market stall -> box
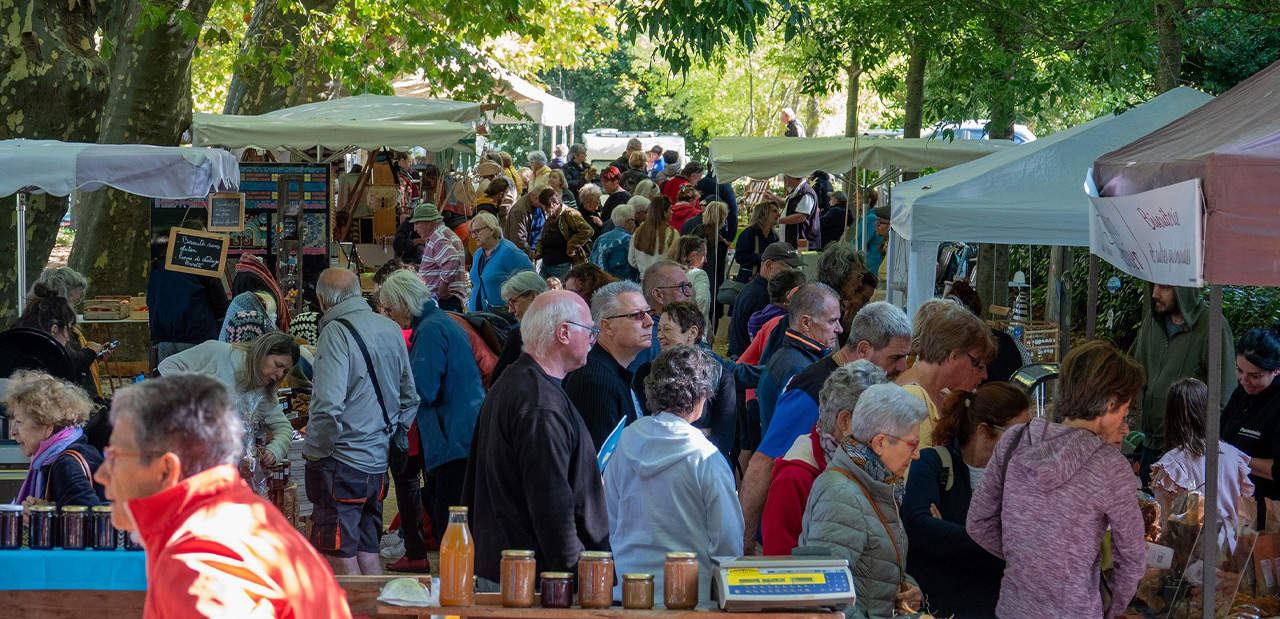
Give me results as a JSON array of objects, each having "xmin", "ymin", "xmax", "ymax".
[
  {"xmin": 707, "ymin": 135, "xmax": 1013, "ymax": 182},
  {"xmin": 1093, "ymin": 58, "xmax": 1280, "ymax": 618},
  {"xmin": 889, "ymin": 86, "xmax": 1214, "ymax": 316},
  {"xmin": 262, "ymin": 93, "xmax": 485, "ymax": 124},
  {"xmin": 188, "ymin": 114, "xmax": 477, "ymax": 158}
]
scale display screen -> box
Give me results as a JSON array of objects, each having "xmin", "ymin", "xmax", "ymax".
[{"xmin": 725, "ymin": 567, "xmax": 849, "ymax": 596}]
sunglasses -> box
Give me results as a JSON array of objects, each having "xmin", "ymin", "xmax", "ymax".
[{"xmin": 604, "ymin": 309, "xmax": 655, "ymax": 322}]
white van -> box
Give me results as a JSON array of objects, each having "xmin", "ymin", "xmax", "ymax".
[{"xmin": 583, "ymin": 129, "xmax": 686, "ymax": 170}]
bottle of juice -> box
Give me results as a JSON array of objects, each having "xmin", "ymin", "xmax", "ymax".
[{"xmin": 439, "ymin": 506, "xmax": 475, "ymax": 606}]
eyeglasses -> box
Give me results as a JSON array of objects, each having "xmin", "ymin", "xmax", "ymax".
[
  {"xmin": 966, "ymin": 353, "xmax": 988, "ymax": 371},
  {"xmin": 564, "ymin": 321, "xmax": 600, "ymax": 343},
  {"xmin": 881, "ymin": 434, "xmax": 921, "ymax": 453},
  {"xmin": 471, "ymin": 225, "xmax": 490, "ymax": 236},
  {"xmin": 103, "ymin": 445, "xmax": 166, "ymax": 467},
  {"xmin": 656, "ymin": 283, "xmax": 693, "ymax": 295},
  {"xmin": 604, "ymin": 308, "xmax": 655, "ymax": 322},
  {"xmin": 506, "ymin": 291, "xmax": 535, "ymax": 309}
]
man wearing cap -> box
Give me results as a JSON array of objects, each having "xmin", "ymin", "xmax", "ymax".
[
  {"xmin": 611, "ymin": 138, "xmax": 643, "ymax": 173},
  {"xmin": 412, "ymin": 203, "xmax": 471, "ymax": 312},
  {"xmin": 729, "ymin": 242, "xmax": 803, "ymax": 358},
  {"xmin": 767, "ymin": 174, "xmax": 820, "ymax": 250}
]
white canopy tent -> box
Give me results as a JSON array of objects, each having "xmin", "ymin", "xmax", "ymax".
[
  {"xmin": 708, "ymin": 136, "xmax": 1014, "ymax": 182},
  {"xmin": 188, "ymin": 114, "xmax": 477, "ymax": 154},
  {"xmin": 261, "ymin": 93, "xmax": 484, "ymax": 124},
  {"xmin": 1, "ymin": 139, "xmax": 240, "ymax": 306},
  {"xmin": 394, "ymin": 69, "xmax": 577, "ymax": 151},
  {"xmin": 889, "ymin": 87, "xmax": 1215, "ymax": 316}
]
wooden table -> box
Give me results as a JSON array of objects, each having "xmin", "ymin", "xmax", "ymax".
[{"xmin": 380, "ymin": 592, "xmax": 843, "ymax": 618}]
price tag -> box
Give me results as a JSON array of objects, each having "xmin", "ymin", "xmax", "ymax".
[{"xmin": 1146, "ymin": 542, "xmax": 1174, "ymax": 569}]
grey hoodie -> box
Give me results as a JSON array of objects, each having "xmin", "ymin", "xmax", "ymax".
[{"xmin": 967, "ymin": 419, "xmax": 1145, "ymax": 618}]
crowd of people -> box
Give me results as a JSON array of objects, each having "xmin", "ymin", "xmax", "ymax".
[{"xmin": 5, "ymin": 128, "xmax": 1274, "ymax": 618}]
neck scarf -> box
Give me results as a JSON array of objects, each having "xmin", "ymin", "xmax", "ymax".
[
  {"xmin": 817, "ymin": 428, "xmax": 840, "ymax": 466},
  {"xmin": 841, "ymin": 435, "xmax": 906, "ymax": 503},
  {"xmin": 16, "ymin": 426, "xmax": 83, "ymax": 504}
]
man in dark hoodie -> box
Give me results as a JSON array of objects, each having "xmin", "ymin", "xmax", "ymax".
[{"xmin": 1129, "ymin": 282, "xmax": 1236, "ymax": 485}]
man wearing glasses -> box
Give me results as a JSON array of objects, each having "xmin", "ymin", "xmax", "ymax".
[
  {"xmin": 463, "ymin": 290, "xmax": 611, "ymax": 590},
  {"xmin": 564, "ymin": 281, "xmax": 656, "ymax": 452},
  {"xmin": 94, "ymin": 375, "xmax": 352, "ymax": 617},
  {"xmin": 627, "ymin": 261, "xmax": 694, "ymax": 373}
]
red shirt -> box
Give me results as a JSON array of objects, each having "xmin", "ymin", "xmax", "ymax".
[
  {"xmin": 761, "ymin": 428, "xmax": 826, "ymax": 555},
  {"xmin": 128, "ymin": 465, "xmax": 352, "ymax": 619},
  {"xmin": 669, "ymin": 201, "xmax": 701, "ymax": 232}
]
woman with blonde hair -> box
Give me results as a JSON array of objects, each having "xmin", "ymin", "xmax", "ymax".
[
  {"xmin": 548, "ymin": 168, "xmax": 577, "ymax": 208},
  {"xmin": 667, "ymin": 235, "xmax": 711, "ymax": 320},
  {"xmin": 629, "ymin": 195, "xmax": 679, "ymax": 276},
  {"xmin": 732, "ymin": 201, "xmax": 781, "ymax": 283},
  {"xmin": 8, "ymin": 370, "xmax": 104, "ymax": 507}
]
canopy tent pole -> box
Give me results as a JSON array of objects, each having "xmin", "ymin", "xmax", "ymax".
[
  {"xmin": 538, "ymin": 126, "xmax": 544, "ymax": 152},
  {"xmin": 1203, "ymin": 284, "xmax": 1223, "ymax": 619},
  {"xmin": 1086, "ymin": 255, "xmax": 1099, "ymax": 339},
  {"xmin": 16, "ymin": 190, "xmax": 28, "ymax": 309}
]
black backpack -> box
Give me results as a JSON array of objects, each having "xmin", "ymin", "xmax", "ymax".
[{"xmin": 447, "ymin": 311, "xmax": 512, "ymax": 356}]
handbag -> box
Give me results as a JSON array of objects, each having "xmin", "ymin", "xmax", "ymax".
[
  {"xmin": 335, "ymin": 318, "xmax": 410, "ymax": 475},
  {"xmin": 718, "ymin": 230, "xmax": 760, "ymax": 305}
]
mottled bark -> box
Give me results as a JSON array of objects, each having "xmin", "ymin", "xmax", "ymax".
[
  {"xmin": 0, "ymin": 0, "xmax": 108, "ymax": 319},
  {"xmin": 223, "ymin": 0, "xmax": 341, "ymax": 114},
  {"xmin": 1154, "ymin": 0, "xmax": 1186, "ymax": 93},
  {"xmin": 68, "ymin": 0, "xmax": 215, "ymax": 298},
  {"xmin": 844, "ymin": 64, "xmax": 861, "ymax": 137},
  {"xmin": 903, "ymin": 41, "xmax": 926, "ymax": 139}
]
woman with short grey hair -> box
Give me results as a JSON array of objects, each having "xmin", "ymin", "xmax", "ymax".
[
  {"xmin": 604, "ymin": 344, "xmax": 743, "ymax": 603},
  {"xmin": 762, "ymin": 360, "xmax": 887, "ymax": 555},
  {"xmin": 799, "ymin": 382, "xmax": 927, "ymax": 618},
  {"xmin": 492, "ymin": 270, "xmax": 550, "ymax": 384},
  {"xmin": 564, "ymin": 144, "xmax": 588, "ymax": 195}
]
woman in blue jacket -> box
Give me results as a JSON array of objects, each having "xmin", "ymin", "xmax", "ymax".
[
  {"xmin": 468, "ymin": 212, "xmax": 535, "ymax": 313},
  {"xmin": 901, "ymin": 382, "xmax": 1030, "ymax": 618}
]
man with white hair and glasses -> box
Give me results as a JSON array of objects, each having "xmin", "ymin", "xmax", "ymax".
[{"xmin": 462, "ymin": 290, "xmax": 611, "ymax": 590}]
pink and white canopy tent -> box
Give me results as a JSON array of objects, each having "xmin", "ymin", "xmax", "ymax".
[{"xmin": 0, "ymin": 139, "xmax": 240, "ymax": 307}]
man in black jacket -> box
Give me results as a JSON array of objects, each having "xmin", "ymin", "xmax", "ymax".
[
  {"xmin": 563, "ymin": 281, "xmax": 654, "ymax": 451},
  {"xmin": 728, "ymin": 242, "xmax": 802, "ymax": 358},
  {"xmin": 461, "ymin": 290, "xmax": 610, "ymax": 588},
  {"xmin": 147, "ymin": 220, "xmax": 229, "ymax": 363}
]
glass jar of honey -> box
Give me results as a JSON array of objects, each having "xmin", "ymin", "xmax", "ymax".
[
  {"xmin": 500, "ymin": 550, "xmax": 536, "ymax": 607},
  {"xmin": 622, "ymin": 573, "xmax": 655, "ymax": 609},
  {"xmin": 91, "ymin": 505, "xmax": 116, "ymax": 550},
  {"xmin": 663, "ymin": 552, "xmax": 699, "ymax": 609},
  {"xmin": 539, "ymin": 572, "xmax": 573, "ymax": 608},
  {"xmin": 61, "ymin": 506, "xmax": 88, "ymax": 550},
  {"xmin": 28, "ymin": 505, "xmax": 56, "ymax": 550},
  {"xmin": 577, "ymin": 550, "xmax": 614, "ymax": 608}
]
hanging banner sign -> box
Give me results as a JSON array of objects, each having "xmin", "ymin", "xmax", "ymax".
[{"xmin": 1088, "ymin": 177, "xmax": 1204, "ymax": 287}]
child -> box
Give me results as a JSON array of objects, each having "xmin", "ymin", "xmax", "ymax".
[{"xmin": 1150, "ymin": 378, "xmax": 1255, "ymax": 550}]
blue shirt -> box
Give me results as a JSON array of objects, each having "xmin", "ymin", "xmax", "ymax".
[
  {"xmin": 469, "ymin": 239, "xmax": 535, "ymax": 312},
  {"xmin": 590, "ymin": 228, "xmax": 638, "ymax": 282},
  {"xmin": 857, "ymin": 213, "xmax": 888, "ymax": 274}
]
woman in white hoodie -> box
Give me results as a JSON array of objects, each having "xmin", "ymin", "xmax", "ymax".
[{"xmin": 603, "ymin": 345, "xmax": 744, "ymax": 603}]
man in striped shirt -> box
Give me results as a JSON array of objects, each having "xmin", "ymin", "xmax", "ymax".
[{"xmin": 411, "ymin": 202, "xmax": 471, "ymax": 312}]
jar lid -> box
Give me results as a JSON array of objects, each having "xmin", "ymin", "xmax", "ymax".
[
  {"xmin": 448, "ymin": 505, "xmax": 468, "ymax": 512},
  {"xmin": 0, "ymin": 504, "xmax": 21, "ymax": 512},
  {"xmin": 91, "ymin": 505, "xmax": 113, "ymax": 513},
  {"xmin": 502, "ymin": 549, "xmax": 535, "ymax": 558},
  {"xmin": 541, "ymin": 572, "xmax": 573, "ymax": 579},
  {"xmin": 665, "ymin": 551, "xmax": 698, "ymax": 560},
  {"xmin": 623, "ymin": 573, "xmax": 654, "ymax": 581},
  {"xmin": 61, "ymin": 505, "xmax": 89, "ymax": 513},
  {"xmin": 29, "ymin": 505, "xmax": 55, "ymax": 513},
  {"xmin": 580, "ymin": 550, "xmax": 613, "ymax": 559}
]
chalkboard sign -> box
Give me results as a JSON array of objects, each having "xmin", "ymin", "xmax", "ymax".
[
  {"xmin": 165, "ymin": 227, "xmax": 229, "ymax": 277},
  {"xmin": 207, "ymin": 192, "xmax": 245, "ymax": 232}
]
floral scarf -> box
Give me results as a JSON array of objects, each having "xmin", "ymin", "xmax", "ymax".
[{"xmin": 841, "ymin": 436, "xmax": 906, "ymax": 504}]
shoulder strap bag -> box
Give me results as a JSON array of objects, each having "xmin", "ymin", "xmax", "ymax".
[{"xmin": 335, "ymin": 318, "xmax": 410, "ymax": 474}]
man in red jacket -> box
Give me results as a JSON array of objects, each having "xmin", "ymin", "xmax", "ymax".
[{"xmin": 95, "ymin": 375, "xmax": 351, "ymax": 618}]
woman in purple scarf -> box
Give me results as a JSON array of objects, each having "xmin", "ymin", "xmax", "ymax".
[{"xmin": 8, "ymin": 371, "xmax": 105, "ymax": 508}]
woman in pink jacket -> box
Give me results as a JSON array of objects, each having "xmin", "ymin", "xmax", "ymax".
[{"xmin": 967, "ymin": 340, "xmax": 1147, "ymax": 618}]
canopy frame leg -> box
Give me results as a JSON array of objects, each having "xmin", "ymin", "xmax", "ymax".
[{"xmin": 16, "ymin": 190, "xmax": 28, "ymax": 310}]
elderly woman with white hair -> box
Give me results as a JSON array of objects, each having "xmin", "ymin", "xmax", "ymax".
[
  {"xmin": 527, "ymin": 150, "xmax": 550, "ymax": 185},
  {"xmin": 576, "ymin": 183, "xmax": 605, "ymax": 238},
  {"xmin": 491, "ymin": 270, "xmax": 550, "ymax": 384},
  {"xmin": 468, "ymin": 212, "xmax": 535, "ymax": 313},
  {"xmin": 590, "ymin": 203, "xmax": 639, "ymax": 282},
  {"xmin": 376, "ymin": 270, "xmax": 484, "ymax": 561},
  {"xmin": 798, "ymin": 382, "xmax": 926, "ymax": 618},
  {"xmin": 605, "ymin": 345, "xmax": 744, "ymax": 604}
]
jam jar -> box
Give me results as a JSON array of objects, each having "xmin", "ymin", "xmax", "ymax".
[
  {"xmin": 0, "ymin": 505, "xmax": 21, "ymax": 549},
  {"xmin": 61, "ymin": 506, "xmax": 89, "ymax": 550},
  {"xmin": 500, "ymin": 550, "xmax": 536, "ymax": 607},
  {"xmin": 577, "ymin": 550, "xmax": 614, "ymax": 608},
  {"xmin": 663, "ymin": 551, "xmax": 700, "ymax": 609},
  {"xmin": 92, "ymin": 505, "xmax": 117, "ymax": 550},
  {"xmin": 622, "ymin": 573, "xmax": 655, "ymax": 609},
  {"xmin": 28, "ymin": 505, "xmax": 56, "ymax": 550},
  {"xmin": 539, "ymin": 572, "xmax": 574, "ymax": 608}
]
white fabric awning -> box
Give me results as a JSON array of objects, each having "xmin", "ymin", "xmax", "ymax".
[
  {"xmin": 0, "ymin": 139, "xmax": 239, "ymax": 198},
  {"xmin": 709, "ymin": 136, "xmax": 1014, "ymax": 181},
  {"xmin": 262, "ymin": 93, "xmax": 484, "ymax": 124},
  {"xmin": 489, "ymin": 71, "xmax": 576, "ymax": 127},
  {"xmin": 189, "ymin": 114, "xmax": 476, "ymax": 153}
]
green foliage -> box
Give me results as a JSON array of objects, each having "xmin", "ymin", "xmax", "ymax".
[
  {"xmin": 618, "ymin": 0, "xmax": 808, "ymax": 74},
  {"xmin": 1181, "ymin": 8, "xmax": 1280, "ymax": 95}
]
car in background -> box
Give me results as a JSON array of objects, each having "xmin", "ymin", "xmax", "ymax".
[{"xmin": 927, "ymin": 120, "xmax": 1037, "ymax": 144}]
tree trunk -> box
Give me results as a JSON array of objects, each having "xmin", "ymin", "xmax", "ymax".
[
  {"xmin": 805, "ymin": 95, "xmax": 820, "ymax": 137},
  {"xmin": 975, "ymin": 37, "xmax": 1016, "ymax": 315},
  {"xmin": 844, "ymin": 64, "xmax": 862, "ymax": 137},
  {"xmin": 68, "ymin": 0, "xmax": 216, "ymax": 299},
  {"xmin": 0, "ymin": 0, "xmax": 109, "ymax": 319},
  {"xmin": 903, "ymin": 39, "xmax": 927, "ymax": 139},
  {"xmin": 223, "ymin": 0, "xmax": 341, "ymax": 115},
  {"xmin": 1154, "ymin": 0, "xmax": 1186, "ymax": 93}
]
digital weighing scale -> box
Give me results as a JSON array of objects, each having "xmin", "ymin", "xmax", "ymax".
[{"xmin": 711, "ymin": 556, "xmax": 855, "ymax": 612}]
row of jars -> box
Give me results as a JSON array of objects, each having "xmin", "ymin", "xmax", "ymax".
[
  {"xmin": 500, "ymin": 549, "xmax": 699, "ymax": 610},
  {"xmin": 0, "ymin": 504, "xmax": 141, "ymax": 551}
]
